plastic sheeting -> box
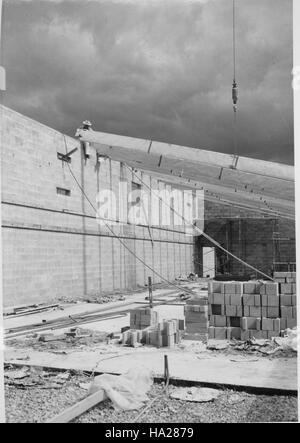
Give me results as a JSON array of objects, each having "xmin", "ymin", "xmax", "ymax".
[{"xmin": 89, "ymin": 367, "xmax": 153, "ymax": 411}]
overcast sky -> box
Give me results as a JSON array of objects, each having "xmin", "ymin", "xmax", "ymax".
[{"xmin": 2, "ymin": 0, "xmax": 294, "ymax": 164}]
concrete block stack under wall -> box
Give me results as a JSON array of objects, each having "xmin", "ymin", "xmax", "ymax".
[{"xmin": 208, "ymin": 273, "xmax": 297, "ymax": 340}]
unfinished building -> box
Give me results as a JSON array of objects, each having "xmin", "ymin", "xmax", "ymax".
[{"xmin": 0, "ymin": 105, "xmax": 295, "ymax": 307}]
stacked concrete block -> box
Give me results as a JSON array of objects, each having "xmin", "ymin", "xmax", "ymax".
[
  {"xmin": 208, "ymin": 279, "xmax": 297, "ymax": 341},
  {"xmin": 208, "ymin": 281, "xmax": 243, "ymax": 340},
  {"xmin": 184, "ymin": 296, "xmax": 209, "ymax": 340},
  {"xmin": 129, "ymin": 308, "xmax": 159, "ymax": 330},
  {"xmin": 122, "ymin": 318, "xmax": 185, "ymax": 348},
  {"xmin": 273, "ymin": 272, "xmax": 297, "ymax": 330}
]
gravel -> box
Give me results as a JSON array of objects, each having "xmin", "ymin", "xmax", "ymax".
[{"xmin": 4, "ymin": 370, "xmax": 298, "ymax": 423}]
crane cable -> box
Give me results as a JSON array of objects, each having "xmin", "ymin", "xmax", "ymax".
[
  {"xmin": 63, "ymin": 137, "xmax": 199, "ymax": 296},
  {"xmin": 232, "ymin": 0, "xmax": 238, "ymax": 155},
  {"xmin": 125, "ymin": 164, "xmax": 275, "ymax": 281}
]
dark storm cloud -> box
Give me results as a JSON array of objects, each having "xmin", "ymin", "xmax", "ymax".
[{"xmin": 2, "ymin": 0, "xmax": 294, "ymax": 163}]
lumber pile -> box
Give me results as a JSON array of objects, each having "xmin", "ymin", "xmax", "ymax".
[
  {"xmin": 122, "ymin": 308, "xmax": 185, "ymax": 347},
  {"xmin": 208, "ymin": 278, "xmax": 297, "ymax": 340},
  {"xmin": 184, "ymin": 297, "xmax": 209, "ymax": 341}
]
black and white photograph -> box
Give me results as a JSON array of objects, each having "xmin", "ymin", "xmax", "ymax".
[{"xmin": 0, "ymin": 0, "xmax": 299, "ymax": 425}]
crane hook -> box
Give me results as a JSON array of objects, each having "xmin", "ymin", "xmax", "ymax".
[{"xmin": 232, "ymin": 80, "xmax": 238, "ymax": 113}]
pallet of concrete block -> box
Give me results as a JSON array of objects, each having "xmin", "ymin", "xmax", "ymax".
[
  {"xmin": 122, "ymin": 319, "xmax": 185, "ymax": 348},
  {"xmin": 130, "ymin": 308, "xmax": 158, "ymax": 330}
]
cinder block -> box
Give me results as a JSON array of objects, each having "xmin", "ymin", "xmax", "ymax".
[
  {"xmin": 260, "ymin": 284, "xmax": 266, "ymax": 295},
  {"xmin": 234, "ymin": 282, "xmax": 244, "ymax": 295},
  {"xmin": 265, "ymin": 283, "xmax": 279, "ymax": 296},
  {"xmin": 230, "ymin": 294, "xmax": 242, "ymax": 306},
  {"xmin": 243, "ymin": 295, "xmax": 256, "ymax": 306},
  {"xmin": 292, "ymin": 307, "xmax": 297, "ymax": 319},
  {"xmin": 224, "ymin": 294, "xmax": 231, "ymax": 305},
  {"xmin": 249, "ymin": 306, "xmax": 262, "ymax": 317},
  {"xmin": 236, "ymin": 306, "xmax": 243, "ymax": 317},
  {"xmin": 291, "ymin": 295, "xmax": 297, "ymax": 306},
  {"xmin": 280, "ymin": 295, "xmax": 292, "ymax": 306},
  {"xmin": 212, "ymin": 281, "xmax": 223, "ymax": 293},
  {"xmin": 225, "ymin": 305, "xmax": 237, "ymax": 317},
  {"xmin": 254, "ymin": 295, "xmax": 262, "ymax": 307},
  {"xmin": 214, "ymin": 327, "xmax": 227, "ymax": 340},
  {"xmin": 287, "ymin": 318, "xmax": 297, "ymax": 329},
  {"xmin": 262, "ymin": 318, "xmax": 274, "ymax": 331},
  {"xmin": 229, "ymin": 317, "xmax": 241, "ymax": 328},
  {"xmin": 243, "ymin": 306, "xmax": 250, "ymax": 317},
  {"xmin": 281, "ymin": 306, "xmax": 293, "ymax": 318},
  {"xmin": 242, "ymin": 317, "xmax": 257, "ymax": 330},
  {"xmin": 280, "ymin": 283, "xmax": 294, "ymax": 295},
  {"xmin": 267, "ymin": 307, "xmax": 280, "ymax": 318},
  {"xmin": 256, "ymin": 318, "xmax": 262, "ymax": 330},
  {"xmin": 273, "ymin": 318, "xmax": 281, "ymax": 332},
  {"xmin": 243, "ymin": 282, "xmax": 257, "ymax": 294},
  {"xmin": 268, "ymin": 296, "xmax": 280, "ymax": 307},
  {"xmin": 211, "ymin": 315, "xmax": 226, "ymax": 327},
  {"xmin": 211, "ymin": 304, "xmax": 225, "ymax": 316},
  {"xmin": 224, "ymin": 283, "xmax": 236, "ymax": 294},
  {"xmin": 213, "ymin": 293, "xmax": 225, "ymax": 305},
  {"xmin": 208, "ymin": 326, "xmax": 215, "ymax": 339},
  {"xmin": 261, "ymin": 295, "xmax": 268, "ymax": 307},
  {"xmin": 280, "ymin": 318, "xmax": 287, "ymax": 330}
]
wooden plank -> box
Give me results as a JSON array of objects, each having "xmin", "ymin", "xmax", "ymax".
[
  {"xmin": 46, "ymin": 390, "xmax": 107, "ymax": 423},
  {"xmin": 6, "ymin": 304, "xmax": 60, "ymax": 318}
]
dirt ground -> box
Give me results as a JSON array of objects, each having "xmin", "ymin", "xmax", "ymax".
[{"xmin": 4, "ymin": 368, "xmax": 298, "ymax": 423}]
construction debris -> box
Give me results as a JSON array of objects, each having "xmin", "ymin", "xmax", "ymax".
[
  {"xmin": 170, "ymin": 387, "xmax": 220, "ymax": 403},
  {"xmin": 89, "ymin": 367, "xmax": 153, "ymax": 411}
]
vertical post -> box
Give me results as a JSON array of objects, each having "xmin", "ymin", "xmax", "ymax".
[
  {"xmin": 148, "ymin": 276, "xmax": 153, "ymax": 309},
  {"xmin": 0, "ymin": 0, "xmax": 6, "ymax": 424},
  {"xmin": 164, "ymin": 355, "xmax": 169, "ymax": 388}
]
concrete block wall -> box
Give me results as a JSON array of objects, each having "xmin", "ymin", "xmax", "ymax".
[
  {"xmin": 1, "ymin": 106, "xmax": 197, "ymax": 306},
  {"xmin": 197, "ymin": 201, "xmax": 296, "ymax": 278}
]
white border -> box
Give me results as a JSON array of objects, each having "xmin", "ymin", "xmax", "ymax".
[
  {"xmin": 0, "ymin": 0, "xmax": 5, "ymax": 425},
  {"xmin": 0, "ymin": 0, "xmax": 298, "ymax": 425},
  {"xmin": 294, "ymin": 0, "xmax": 300, "ymax": 423}
]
